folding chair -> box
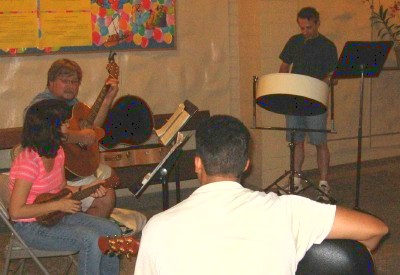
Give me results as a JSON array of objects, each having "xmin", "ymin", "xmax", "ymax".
[{"xmin": 0, "ymin": 174, "xmax": 78, "ymax": 275}]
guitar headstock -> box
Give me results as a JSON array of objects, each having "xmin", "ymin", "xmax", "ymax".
[
  {"xmin": 98, "ymin": 235, "xmax": 140, "ymax": 259},
  {"xmin": 106, "ymin": 51, "xmax": 119, "ymax": 79}
]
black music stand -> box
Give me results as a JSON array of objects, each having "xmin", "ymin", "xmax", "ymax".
[
  {"xmin": 332, "ymin": 41, "xmax": 393, "ymax": 209},
  {"xmin": 133, "ymin": 133, "xmax": 191, "ymax": 210}
]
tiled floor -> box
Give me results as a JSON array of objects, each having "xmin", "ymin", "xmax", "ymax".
[{"xmin": 1, "ymin": 156, "xmax": 399, "ymax": 274}]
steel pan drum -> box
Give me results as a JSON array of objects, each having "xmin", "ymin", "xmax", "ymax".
[{"xmin": 256, "ymin": 73, "xmax": 329, "ymax": 116}]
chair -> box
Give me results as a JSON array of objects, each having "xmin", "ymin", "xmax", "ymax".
[{"xmin": 0, "ymin": 173, "xmax": 78, "ymax": 275}]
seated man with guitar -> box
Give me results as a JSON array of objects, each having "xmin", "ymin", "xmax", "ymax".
[
  {"xmin": 27, "ymin": 57, "xmax": 119, "ymax": 218},
  {"xmin": 135, "ymin": 115, "xmax": 389, "ymax": 275},
  {"xmin": 9, "ymin": 99, "xmax": 120, "ymax": 274}
]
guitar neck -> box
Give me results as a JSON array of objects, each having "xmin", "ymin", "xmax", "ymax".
[
  {"xmin": 87, "ymin": 84, "xmax": 112, "ymax": 124},
  {"xmin": 70, "ymin": 174, "xmax": 119, "ymax": 201},
  {"xmin": 71, "ymin": 184, "xmax": 102, "ymax": 201}
]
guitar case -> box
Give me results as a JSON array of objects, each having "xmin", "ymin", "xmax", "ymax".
[
  {"xmin": 100, "ymin": 144, "xmax": 171, "ymax": 168},
  {"xmin": 296, "ymin": 239, "xmax": 374, "ymax": 275},
  {"xmin": 100, "ymin": 95, "xmax": 154, "ymax": 149}
]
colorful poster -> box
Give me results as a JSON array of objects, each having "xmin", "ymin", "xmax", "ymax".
[{"xmin": 0, "ymin": 0, "xmax": 176, "ymax": 56}]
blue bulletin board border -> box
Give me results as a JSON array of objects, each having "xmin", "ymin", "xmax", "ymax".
[{"xmin": 0, "ymin": 0, "xmax": 176, "ymax": 57}]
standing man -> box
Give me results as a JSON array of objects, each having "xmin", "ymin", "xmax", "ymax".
[
  {"xmin": 28, "ymin": 59, "xmax": 119, "ymax": 218},
  {"xmin": 279, "ymin": 7, "xmax": 338, "ymax": 202},
  {"xmin": 134, "ymin": 115, "xmax": 388, "ymax": 275}
]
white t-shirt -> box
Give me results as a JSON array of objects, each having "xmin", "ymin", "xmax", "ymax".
[{"xmin": 135, "ymin": 181, "xmax": 336, "ymax": 275}]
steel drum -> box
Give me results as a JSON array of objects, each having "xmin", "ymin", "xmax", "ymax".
[{"xmin": 256, "ymin": 73, "xmax": 329, "ymax": 116}]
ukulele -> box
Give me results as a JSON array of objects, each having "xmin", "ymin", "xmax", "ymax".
[
  {"xmin": 63, "ymin": 51, "xmax": 119, "ymax": 178},
  {"xmin": 98, "ymin": 235, "xmax": 140, "ymax": 259},
  {"xmin": 35, "ymin": 174, "xmax": 120, "ymax": 226}
]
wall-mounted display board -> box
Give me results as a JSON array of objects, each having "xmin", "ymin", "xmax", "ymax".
[{"xmin": 0, "ymin": 0, "xmax": 176, "ymax": 57}]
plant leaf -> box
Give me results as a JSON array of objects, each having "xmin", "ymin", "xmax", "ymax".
[
  {"xmin": 383, "ymin": 7, "xmax": 388, "ymax": 19},
  {"xmin": 379, "ymin": 5, "xmax": 384, "ymax": 16},
  {"xmin": 378, "ymin": 28, "xmax": 387, "ymax": 36},
  {"xmin": 381, "ymin": 33, "xmax": 389, "ymax": 39}
]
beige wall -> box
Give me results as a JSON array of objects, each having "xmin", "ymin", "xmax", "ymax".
[{"xmin": 1, "ymin": 0, "xmax": 400, "ymax": 192}]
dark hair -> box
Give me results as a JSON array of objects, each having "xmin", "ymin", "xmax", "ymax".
[
  {"xmin": 22, "ymin": 99, "xmax": 70, "ymax": 158},
  {"xmin": 297, "ymin": 7, "xmax": 320, "ymax": 23},
  {"xmin": 195, "ymin": 115, "xmax": 250, "ymax": 178},
  {"xmin": 47, "ymin": 59, "xmax": 82, "ymax": 86}
]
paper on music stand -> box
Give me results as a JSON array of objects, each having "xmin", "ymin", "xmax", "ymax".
[
  {"xmin": 155, "ymin": 100, "xmax": 198, "ymax": 146},
  {"xmin": 134, "ymin": 132, "xmax": 191, "ymax": 198}
]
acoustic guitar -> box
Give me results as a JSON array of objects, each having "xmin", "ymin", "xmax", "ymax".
[
  {"xmin": 63, "ymin": 51, "xmax": 119, "ymax": 178},
  {"xmin": 35, "ymin": 174, "xmax": 119, "ymax": 226},
  {"xmin": 98, "ymin": 235, "xmax": 140, "ymax": 259}
]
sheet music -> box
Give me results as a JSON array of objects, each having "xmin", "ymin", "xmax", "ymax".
[{"xmin": 141, "ymin": 132, "xmax": 188, "ymax": 186}]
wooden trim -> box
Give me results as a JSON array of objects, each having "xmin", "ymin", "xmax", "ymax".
[{"xmin": 0, "ymin": 127, "xmax": 22, "ymax": 150}]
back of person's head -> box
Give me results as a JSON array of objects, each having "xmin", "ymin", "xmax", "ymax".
[
  {"xmin": 297, "ymin": 7, "xmax": 319, "ymax": 23},
  {"xmin": 195, "ymin": 115, "xmax": 250, "ymax": 178},
  {"xmin": 22, "ymin": 99, "xmax": 70, "ymax": 158},
  {"xmin": 47, "ymin": 59, "xmax": 82, "ymax": 86}
]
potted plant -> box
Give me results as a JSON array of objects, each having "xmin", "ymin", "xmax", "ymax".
[{"xmin": 364, "ymin": 0, "xmax": 400, "ymax": 67}]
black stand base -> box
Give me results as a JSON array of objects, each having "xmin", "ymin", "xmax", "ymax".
[{"xmin": 262, "ymin": 130, "xmax": 336, "ymax": 204}]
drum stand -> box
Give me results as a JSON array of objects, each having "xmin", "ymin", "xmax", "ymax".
[
  {"xmin": 252, "ymin": 75, "xmax": 337, "ymax": 203},
  {"xmin": 262, "ymin": 127, "xmax": 336, "ymax": 204}
]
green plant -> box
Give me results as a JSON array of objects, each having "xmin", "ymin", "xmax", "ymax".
[
  {"xmin": 370, "ymin": 4, "xmax": 400, "ymax": 48},
  {"xmin": 364, "ymin": 1, "xmax": 400, "ymax": 43},
  {"xmin": 364, "ymin": 0, "xmax": 400, "ymax": 67}
]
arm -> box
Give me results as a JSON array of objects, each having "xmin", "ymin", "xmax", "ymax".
[
  {"xmin": 322, "ymin": 72, "xmax": 338, "ymax": 86},
  {"xmin": 8, "ymin": 179, "xmax": 81, "ymax": 220},
  {"xmin": 326, "ymin": 206, "xmax": 389, "ymax": 252},
  {"xmin": 60, "ymin": 118, "xmax": 97, "ymax": 145},
  {"xmin": 63, "ymin": 129, "xmax": 97, "ymax": 145},
  {"xmin": 94, "ymin": 77, "xmax": 119, "ymax": 127},
  {"xmin": 279, "ymin": 62, "xmax": 290, "ymax": 73}
]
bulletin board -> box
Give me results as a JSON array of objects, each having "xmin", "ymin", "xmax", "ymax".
[{"xmin": 0, "ymin": 0, "xmax": 176, "ymax": 57}]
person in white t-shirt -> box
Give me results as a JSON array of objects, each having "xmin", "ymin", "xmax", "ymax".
[{"xmin": 134, "ymin": 115, "xmax": 388, "ymax": 275}]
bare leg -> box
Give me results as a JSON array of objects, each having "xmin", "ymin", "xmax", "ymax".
[
  {"xmin": 85, "ymin": 189, "xmax": 116, "ymax": 218},
  {"xmin": 316, "ymin": 143, "xmax": 330, "ymax": 181},
  {"xmin": 294, "ymin": 141, "xmax": 305, "ymax": 175}
]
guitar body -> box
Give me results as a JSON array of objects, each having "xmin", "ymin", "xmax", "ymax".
[
  {"xmin": 63, "ymin": 102, "xmax": 105, "ymax": 178},
  {"xmin": 34, "ymin": 189, "xmax": 73, "ymax": 226}
]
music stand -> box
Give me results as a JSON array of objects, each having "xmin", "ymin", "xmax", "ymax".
[
  {"xmin": 332, "ymin": 41, "xmax": 393, "ymax": 209},
  {"xmin": 133, "ymin": 133, "xmax": 191, "ymax": 210},
  {"xmin": 252, "ymin": 75, "xmax": 336, "ymax": 204}
]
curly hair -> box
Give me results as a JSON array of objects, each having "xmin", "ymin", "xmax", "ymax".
[
  {"xmin": 47, "ymin": 59, "xmax": 82, "ymax": 86},
  {"xmin": 22, "ymin": 99, "xmax": 70, "ymax": 158},
  {"xmin": 195, "ymin": 115, "xmax": 250, "ymax": 178}
]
